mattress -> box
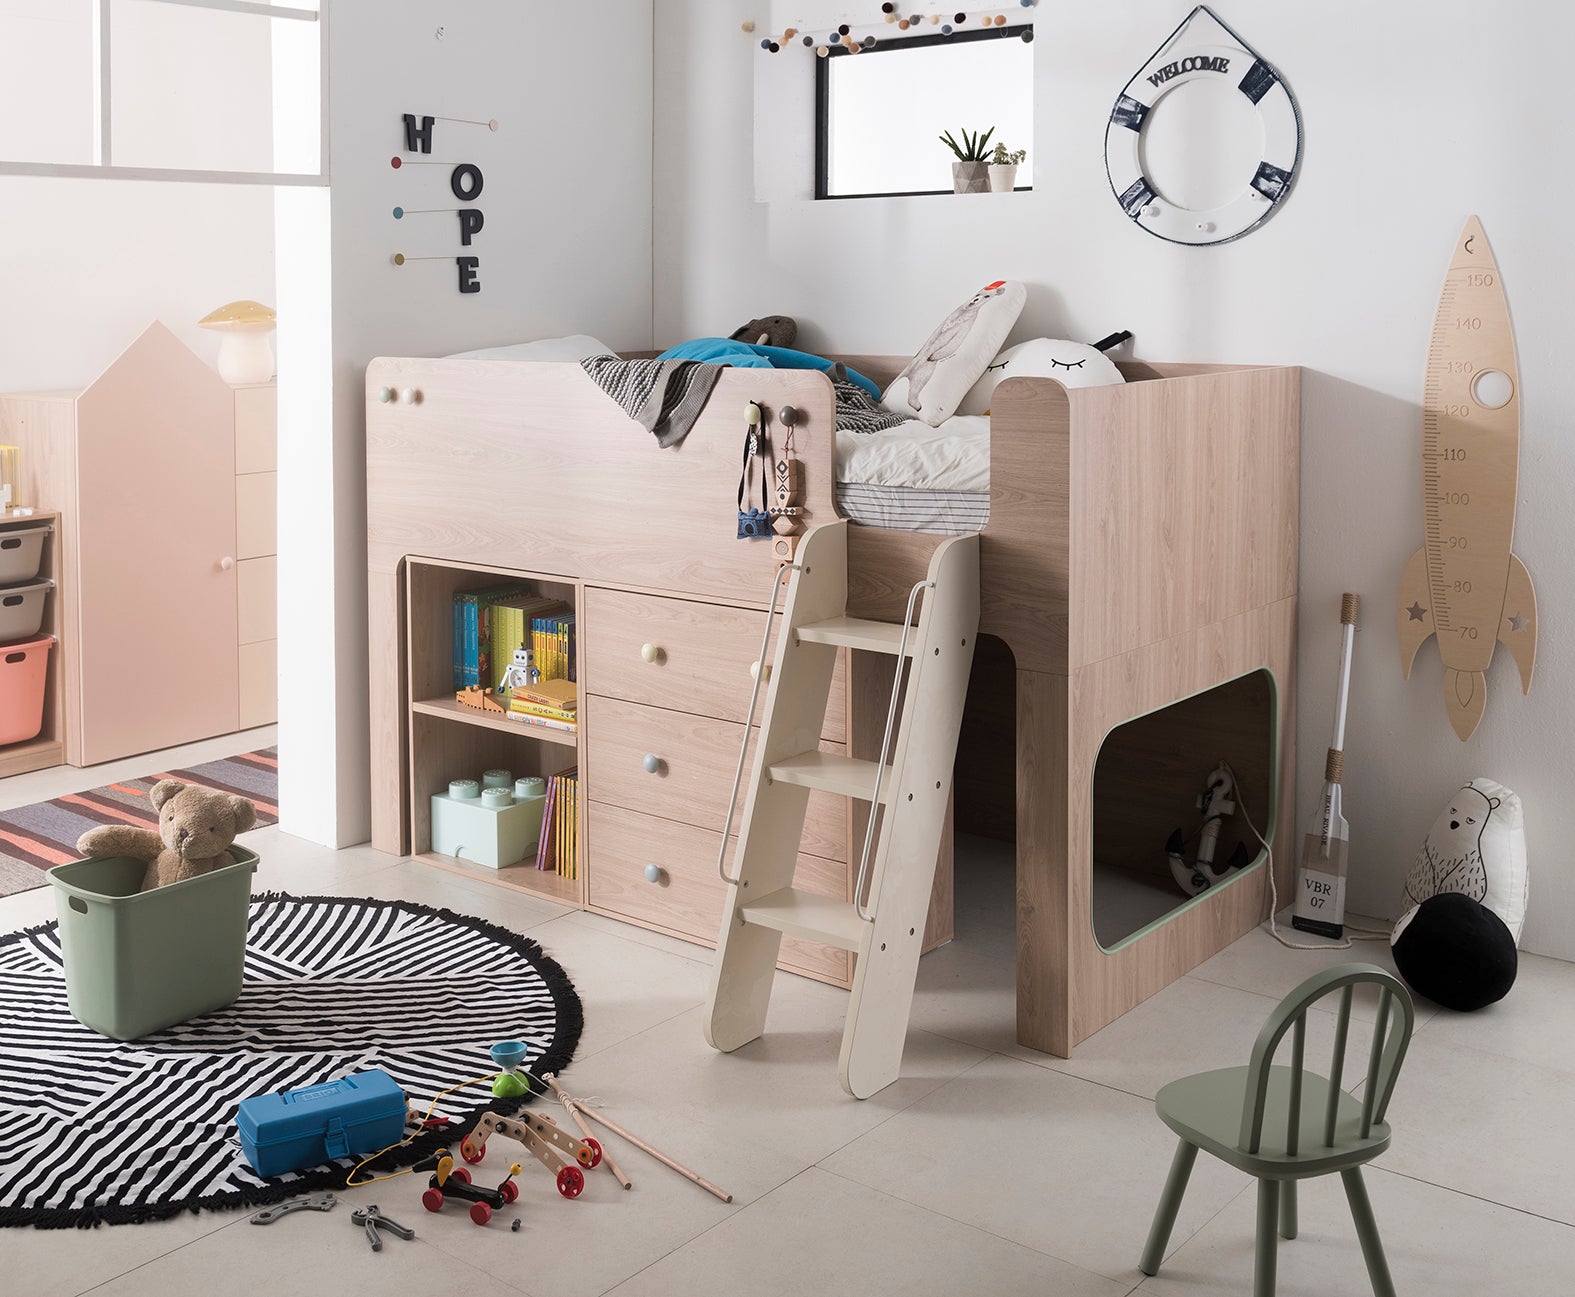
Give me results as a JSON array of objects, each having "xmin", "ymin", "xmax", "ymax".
[{"xmin": 834, "ymin": 414, "xmax": 990, "ymax": 536}]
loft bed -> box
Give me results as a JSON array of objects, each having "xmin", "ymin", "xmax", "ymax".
[{"xmin": 365, "ymin": 351, "xmax": 1299, "ymax": 1057}]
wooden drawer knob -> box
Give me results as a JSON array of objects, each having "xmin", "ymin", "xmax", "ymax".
[
  {"xmin": 640, "ymin": 642, "xmax": 661, "ymax": 663},
  {"xmin": 643, "ymin": 863, "xmax": 664, "ymax": 883},
  {"xmin": 642, "ymin": 753, "xmax": 663, "ymax": 775},
  {"xmin": 750, "ymin": 660, "xmax": 771, "ymax": 682}
]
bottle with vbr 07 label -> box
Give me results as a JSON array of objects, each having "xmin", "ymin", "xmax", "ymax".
[{"xmin": 1293, "ymin": 777, "xmax": 1348, "ymax": 939}]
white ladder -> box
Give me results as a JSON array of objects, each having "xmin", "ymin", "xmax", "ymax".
[{"xmin": 703, "ymin": 519, "xmax": 980, "ymax": 1098}]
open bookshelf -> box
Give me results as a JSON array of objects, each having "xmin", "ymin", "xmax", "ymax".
[
  {"xmin": 0, "ymin": 513, "xmax": 64, "ymax": 778},
  {"xmin": 404, "ymin": 557, "xmax": 583, "ymax": 907}
]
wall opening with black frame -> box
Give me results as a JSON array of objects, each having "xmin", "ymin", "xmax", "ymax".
[{"xmin": 815, "ymin": 25, "xmax": 1033, "ymax": 200}]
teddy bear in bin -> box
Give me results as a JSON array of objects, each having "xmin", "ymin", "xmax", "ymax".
[{"xmin": 78, "ymin": 779, "xmax": 258, "ymax": 892}]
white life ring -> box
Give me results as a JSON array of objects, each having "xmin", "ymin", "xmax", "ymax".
[{"xmin": 1105, "ymin": 6, "xmax": 1301, "ymax": 246}]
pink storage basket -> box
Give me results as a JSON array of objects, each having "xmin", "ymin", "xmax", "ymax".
[{"xmin": 0, "ymin": 635, "xmax": 52, "ymax": 745}]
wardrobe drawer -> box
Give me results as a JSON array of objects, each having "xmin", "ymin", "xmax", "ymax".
[
  {"xmin": 587, "ymin": 802, "xmax": 850, "ymax": 985},
  {"xmin": 584, "ymin": 586, "xmax": 846, "ymax": 741},
  {"xmin": 585, "ymin": 695, "xmax": 847, "ymax": 862}
]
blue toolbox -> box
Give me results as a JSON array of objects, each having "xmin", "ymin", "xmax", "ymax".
[{"xmin": 235, "ymin": 1069, "xmax": 407, "ymax": 1178}]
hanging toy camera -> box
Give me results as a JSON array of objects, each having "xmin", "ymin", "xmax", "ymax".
[
  {"xmin": 1164, "ymin": 762, "xmax": 1252, "ymax": 897},
  {"xmin": 737, "ymin": 403, "xmax": 773, "ymax": 540}
]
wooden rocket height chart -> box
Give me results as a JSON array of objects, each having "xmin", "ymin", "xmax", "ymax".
[{"xmin": 1398, "ymin": 216, "xmax": 1538, "ymax": 740}]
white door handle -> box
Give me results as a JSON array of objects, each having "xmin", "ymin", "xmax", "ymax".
[{"xmin": 220, "ymin": 556, "xmax": 235, "ymax": 571}]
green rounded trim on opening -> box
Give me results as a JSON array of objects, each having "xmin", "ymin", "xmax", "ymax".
[{"xmin": 1089, "ymin": 665, "xmax": 1281, "ymax": 956}]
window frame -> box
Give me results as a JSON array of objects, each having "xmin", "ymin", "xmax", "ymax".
[
  {"xmin": 814, "ymin": 23, "xmax": 1032, "ymax": 201},
  {"xmin": 0, "ymin": 0, "xmax": 327, "ymax": 186}
]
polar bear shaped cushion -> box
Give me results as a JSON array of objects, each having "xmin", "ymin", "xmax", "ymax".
[
  {"xmin": 1399, "ymin": 777, "xmax": 1527, "ymax": 944},
  {"xmin": 882, "ymin": 280, "xmax": 1026, "ymax": 427}
]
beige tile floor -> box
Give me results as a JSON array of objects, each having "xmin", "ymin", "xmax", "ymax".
[{"xmin": 2, "ymin": 739, "xmax": 1572, "ymax": 1295}]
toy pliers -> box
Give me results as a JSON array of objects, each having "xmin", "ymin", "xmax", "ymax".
[{"xmin": 351, "ymin": 1204, "xmax": 416, "ymax": 1252}]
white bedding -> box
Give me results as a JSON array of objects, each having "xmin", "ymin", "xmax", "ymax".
[{"xmin": 834, "ymin": 414, "xmax": 990, "ymax": 492}]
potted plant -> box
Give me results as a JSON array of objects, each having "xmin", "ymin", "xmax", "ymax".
[
  {"xmin": 989, "ymin": 143, "xmax": 1027, "ymax": 193},
  {"xmin": 940, "ymin": 126, "xmax": 995, "ymax": 194}
]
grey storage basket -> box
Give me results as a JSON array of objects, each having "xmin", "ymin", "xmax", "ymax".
[
  {"xmin": 0, "ymin": 578, "xmax": 52, "ymax": 642},
  {"xmin": 0, "ymin": 523, "xmax": 50, "ymax": 585}
]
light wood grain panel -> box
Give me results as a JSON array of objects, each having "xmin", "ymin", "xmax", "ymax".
[
  {"xmin": 584, "ymin": 694, "xmax": 848, "ymax": 862},
  {"xmin": 234, "ymin": 383, "xmax": 277, "ymax": 475},
  {"xmin": 365, "ymin": 361, "xmax": 836, "ymax": 599},
  {"xmin": 408, "ymin": 708, "xmax": 583, "ymax": 907},
  {"xmin": 237, "ymin": 556, "xmax": 276, "ymax": 645},
  {"xmin": 238, "ymin": 638, "xmax": 277, "ymax": 730},
  {"xmin": 1061, "ymin": 595, "xmax": 1297, "ymax": 1049},
  {"xmin": 584, "ymin": 585, "xmax": 846, "ymax": 741},
  {"xmin": 1066, "ymin": 365, "xmax": 1299, "ymax": 669},
  {"xmin": 235, "ymin": 471, "xmax": 277, "ymax": 559},
  {"xmin": 369, "ymin": 566, "xmax": 407, "ymax": 854},
  {"xmin": 588, "ymin": 801, "xmax": 850, "ymax": 984},
  {"xmin": 0, "ymin": 396, "xmax": 83, "ymax": 762},
  {"xmin": 1015, "ymin": 668, "xmax": 1073, "ymax": 1056}
]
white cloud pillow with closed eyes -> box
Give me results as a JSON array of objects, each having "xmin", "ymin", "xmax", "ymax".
[{"xmin": 957, "ymin": 338, "xmax": 1124, "ymax": 416}]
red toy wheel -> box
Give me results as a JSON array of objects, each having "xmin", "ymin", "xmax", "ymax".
[
  {"xmin": 556, "ymin": 1165, "xmax": 585, "ymax": 1199},
  {"xmin": 450, "ymin": 1166, "xmax": 472, "ymax": 1184},
  {"xmin": 422, "ymin": 1188, "xmax": 444, "ymax": 1213},
  {"xmin": 580, "ymin": 1137, "xmax": 603, "ymax": 1169},
  {"xmin": 499, "ymin": 1179, "xmax": 519, "ymax": 1203},
  {"xmin": 461, "ymin": 1139, "xmax": 485, "ymax": 1165},
  {"xmin": 470, "ymin": 1201, "xmax": 493, "ymax": 1226}
]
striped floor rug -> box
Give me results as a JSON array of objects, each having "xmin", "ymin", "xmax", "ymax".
[
  {"xmin": 0, "ymin": 893, "xmax": 582, "ymax": 1228},
  {"xmin": 0, "ymin": 749, "xmax": 278, "ymax": 899}
]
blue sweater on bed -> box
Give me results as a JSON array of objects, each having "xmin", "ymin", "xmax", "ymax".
[{"xmin": 655, "ymin": 338, "xmax": 882, "ymax": 399}]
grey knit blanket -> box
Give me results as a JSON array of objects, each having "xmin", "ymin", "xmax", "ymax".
[{"xmin": 579, "ymin": 355, "xmax": 726, "ymax": 448}]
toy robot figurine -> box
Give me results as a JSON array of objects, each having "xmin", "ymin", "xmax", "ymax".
[{"xmin": 497, "ymin": 643, "xmax": 537, "ymax": 693}]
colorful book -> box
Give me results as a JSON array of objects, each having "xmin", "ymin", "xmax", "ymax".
[
  {"xmin": 515, "ymin": 678, "xmax": 577, "ymax": 712},
  {"xmin": 510, "ymin": 702, "xmax": 578, "ymax": 725},
  {"xmin": 506, "ymin": 711, "xmax": 577, "ymax": 734},
  {"xmin": 490, "ymin": 595, "xmax": 566, "ymax": 691},
  {"xmin": 535, "ymin": 775, "xmax": 559, "ymax": 871}
]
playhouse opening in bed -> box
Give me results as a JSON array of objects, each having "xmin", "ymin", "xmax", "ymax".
[{"xmin": 1091, "ymin": 669, "xmax": 1276, "ymax": 950}]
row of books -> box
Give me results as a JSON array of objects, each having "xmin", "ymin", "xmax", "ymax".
[
  {"xmin": 508, "ymin": 679, "xmax": 578, "ymax": 734},
  {"xmin": 450, "ymin": 583, "xmax": 573, "ymax": 691},
  {"xmin": 530, "ymin": 612, "xmax": 577, "ymax": 685},
  {"xmin": 536, "ymin": 768, "xmax": 579, "ymax": 879}
]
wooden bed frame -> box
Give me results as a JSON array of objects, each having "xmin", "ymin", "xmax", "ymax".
[{"xmin": 366, "ymin": 353, "xmax": 1299, "ymax": 1057}]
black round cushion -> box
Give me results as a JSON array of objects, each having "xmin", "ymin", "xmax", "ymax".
[{"xmin": 1392, "ymin": 892, "xmax": 1518, "ymax": 1011}]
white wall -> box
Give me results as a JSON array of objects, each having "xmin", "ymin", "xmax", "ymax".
[
  {"xmin": 654, "ymin": 0, "xmax": 1575, "ymax": 959},
  {"xmin": 0, "ymin": 0, "xmax": 275, "ymax": 393},
  {"xmin": 283, "ymin": 0, "xmax": 654, "ymax": 848}
]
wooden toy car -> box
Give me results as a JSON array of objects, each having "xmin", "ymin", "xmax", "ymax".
[
  {"xmin": 460, "ymin": 1109, "xmax": 601, "ymax": 1200},
  {"xmin": 421, "ymin": 1152, "xmax": 521, "ymax": 1226}
]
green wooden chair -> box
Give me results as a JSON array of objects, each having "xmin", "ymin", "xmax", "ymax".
[{"xmin": 1139, "ymin": 963, "xmax": 1415, "ymax": 1296}]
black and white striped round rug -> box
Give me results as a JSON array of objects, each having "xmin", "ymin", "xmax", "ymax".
[{"xmin": 0, "ymin": 893, "xmax": 582, "ymax": 1229}]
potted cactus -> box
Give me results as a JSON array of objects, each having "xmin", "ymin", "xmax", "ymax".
[
  {"xmin": 940, "ymin": 126, "xmax": 995, "ymax": 194},
  {"xmin": 989, "ymin": 143, "xmax": 1027, "ymax": 193}
]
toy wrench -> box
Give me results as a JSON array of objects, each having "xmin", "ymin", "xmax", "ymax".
[
  {"xmin": 352, "ymin": 1204, "xmax": 415, "ymax": 1252},
  {"xmin": 249, "ymin": 1192, "xmax": 337, "ymax": 1225}
]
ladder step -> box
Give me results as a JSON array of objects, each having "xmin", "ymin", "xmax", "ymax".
[
  {"xmin": 768, "ymin": 750, "xmax": 893, "ymax": 802},
  {"xmin": 739, "ymin": 887, "xmax": 867, "ymax": 950},
  {"xmin": 796, "ymin": 616, "xmax": 915, "ymax": 655}
]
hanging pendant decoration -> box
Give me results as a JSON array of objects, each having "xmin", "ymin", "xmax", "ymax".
[
  {"xmin": 390, "ymin": 112, "xmax": 497, "ymax": 294},
  {"xmin": 1104, "ymin": 5, "xmax": 1300, "ymax": 246},
  {"xmin": 745, "ymin": 5, "xmax": 1035, "ymax": 56}
]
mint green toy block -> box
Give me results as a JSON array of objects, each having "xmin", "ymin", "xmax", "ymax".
[{"xmin": 430, "ymin": 774, "xmax": 545, "ymax": 869}]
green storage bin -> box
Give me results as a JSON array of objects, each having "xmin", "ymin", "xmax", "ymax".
[{"xmin": 48, "ymin": 846, "xmax": 258, "ymax": 1041}]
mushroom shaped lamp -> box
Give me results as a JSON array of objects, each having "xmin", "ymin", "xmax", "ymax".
[{"xmin": 199, "ymin": 300, "xmax": 276, "ymax": 385}]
